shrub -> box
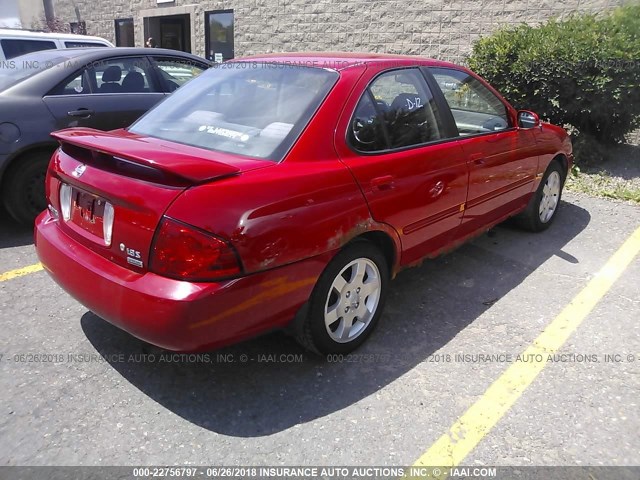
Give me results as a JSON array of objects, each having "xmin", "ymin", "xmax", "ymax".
[{"xmin": 467, "ymin": 5, "xmax": 640, "ymax": 156}]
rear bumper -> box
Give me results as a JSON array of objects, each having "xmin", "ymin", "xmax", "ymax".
[{"xmin": 35, "ymin": 211, "xmax": 329, "ymax": 351}]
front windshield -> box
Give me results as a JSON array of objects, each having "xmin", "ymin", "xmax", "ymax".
[
  {"xmin": 129, "ymin": 62, "xmax": 339, "ymax": 161},
  {"xmin": 0, "ymin": 50, "xmax": 71, "ymax": 91}
]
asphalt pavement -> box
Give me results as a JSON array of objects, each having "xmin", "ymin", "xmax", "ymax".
[{"xmin": 0, "ymin": 192, "xmax": 638, "ymax": 470}]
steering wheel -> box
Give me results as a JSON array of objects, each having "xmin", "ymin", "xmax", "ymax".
[{"xmin": 352, "ymin": 117, "xmax": 376, "ymax": 145}]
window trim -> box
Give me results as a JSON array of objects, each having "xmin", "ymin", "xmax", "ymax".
[
  {"xmin": 425, "ymin": 66, "xmax": 517, "ymax": 140},
  {"xmin": 204, "ymin": 9, "xmax": 234, "ymax": 62},
  {"xmin": 346, "ymin": 66, "xmax": 455, "ymax": 156}
]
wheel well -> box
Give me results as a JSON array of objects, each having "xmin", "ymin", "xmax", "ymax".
[
  {"xmin": 1, "ymin": 145, "xmax": 56, "ymax": 186},
  {"xmin": 348, "ymin": 231, "xmax": 396, "ymax": 275},
  {"xmin": 553, "ymin": 154, "xmax": 569, "ymax": 179}
]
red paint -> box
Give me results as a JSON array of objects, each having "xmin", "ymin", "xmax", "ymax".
[{"xmin": 35, "ymin": 53, "xmax": 572, "ymax": 352}]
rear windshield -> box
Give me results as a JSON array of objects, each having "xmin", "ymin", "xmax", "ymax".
[
  {"xmin": 0, "ymin": 49, "xmax": 71, "ymax": 91},
  {"xmin": 129, "ymin": 62, "xmax": 339, "ymax": 161}
]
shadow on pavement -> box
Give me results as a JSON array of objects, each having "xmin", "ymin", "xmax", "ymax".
[
  {"xmin": 0, "ymin": 209, "xmax": 33, "ymax": 249},
  {"xmin": 81, "ymin": 200, "xmax": 591, "ymax": 437}
]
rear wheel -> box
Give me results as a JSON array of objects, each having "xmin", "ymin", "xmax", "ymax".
[
  {"xmin": 3, "ymin": 151, "xmax": 51, "ymax": 225},
  {"xmin": 516, "ymin": 161, "xmax": 565, "ymax": 232},
  {"xmin": 296, "ymin": 243, "xmax": 389, "ymax": 354}
]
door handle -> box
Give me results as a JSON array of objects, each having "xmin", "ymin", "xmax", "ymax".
[
  {"xmin": 429, "ymin": 180, "xmax": 445, "ymax": 197},
  {"xmin": 371, "ymin": 175, "xmax": 394, "ymax": 191},
  {"xmin": 469, "ymin": 153, "xmax": 486, "ymax": 165},
  {"xmin": 68, "ymin": 109, "xmax": 94, "ymax": 118}
]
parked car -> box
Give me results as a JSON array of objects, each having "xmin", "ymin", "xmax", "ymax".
[
  {"xmin": 35, "ymin": 53, "xmax": 573, "ymax": 354},
  {"xmin": 0, "ymin": 47, "xmax": 211, "ymax": 224},
  {"xmin": 0, "ymin": 28, "xmax": 113, "ymax": 61}
]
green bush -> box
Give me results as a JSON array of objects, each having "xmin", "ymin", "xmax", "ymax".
[{"xmin": 467, "ymin": 5, "xmax": 640, "ymax": 155}]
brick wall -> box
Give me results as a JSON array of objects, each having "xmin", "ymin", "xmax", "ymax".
[{"xmin": 53, "ymin": 0, "xmax": 622, "ymax": 62}]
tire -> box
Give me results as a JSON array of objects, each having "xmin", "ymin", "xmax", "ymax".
[
  {"xmin": 516, "ymin": 161, "xmax": 565, "ymax": 232},
  {"xmin": 2, "ymin": 151, "xmax": 51, "ymax": 226},
  {"xmin": 296, "ymin": 242, "xmax": 389, "ymax": 355}
]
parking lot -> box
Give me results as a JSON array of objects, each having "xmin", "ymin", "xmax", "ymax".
[{"xmin": 1, "ymin": 192, "xmax": 638, "ymax": 470}]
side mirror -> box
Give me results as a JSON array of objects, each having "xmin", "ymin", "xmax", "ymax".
[{"xmin": 518, "ymin": 110, "xmax": 541, "ymax": 129}]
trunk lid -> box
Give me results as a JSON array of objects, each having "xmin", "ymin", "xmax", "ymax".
[{"xmin": 49, "ymin": 128, "xmax": 271, "ymax": 273}]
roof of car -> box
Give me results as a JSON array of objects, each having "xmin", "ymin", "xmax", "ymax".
[
  {"xmin": 0, "ymin": 28, "xmax": 112, "ymax": 44},
  {"xmin": 9, "ymin": 46, "xmax": 212, "ymax": 63},
  {"xmin": 234, "ymin": 52, "xmax": 462, "ymax": 71},
  {"xmin": 60, "ymin": 46, "xmax": 206, "ymax": 56}
]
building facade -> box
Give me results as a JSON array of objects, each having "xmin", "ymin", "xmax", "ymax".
[
  {"xmin": 52, "ymin": 0, "xmax": 623, "ymax": 63},
  {"xmin": 0, "ymin": 0, "xmax": 46, "ymax": 29}
]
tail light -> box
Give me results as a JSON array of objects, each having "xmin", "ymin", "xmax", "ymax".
[
  {"xmin": 60, "ymin": 183, "xmax": 72, "ymax": 221},
  {"xmin": 149, "ymin": 217, "xmax": 242, "ymax": 281}
]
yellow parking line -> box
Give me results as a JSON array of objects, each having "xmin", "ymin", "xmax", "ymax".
[
  {"xmin": 414, "ymin": 225, "xmax": 640, "ymax": 471},
  {"xmin": 0, "ymin": 263, "xmax": 43, "ymax": 282}
]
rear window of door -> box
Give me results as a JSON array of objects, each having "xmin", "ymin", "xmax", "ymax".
[
  {"xmin": 92, "ymin": 57, "xmax": 158, "ymax": 93},
  {"xmin": 48, "ymin": 57, "xmax": 159, "ymax": 95},
  {"xmin": 348, "ymin": 68, "xmax": 446, "ymax": 152},
  {"xmin": 1, "ymin": 39, "xmax": 57, "ymax": 60},
  {"xmin": 150, "ymin": 57, "xmax": 207, "ymax": 92}
]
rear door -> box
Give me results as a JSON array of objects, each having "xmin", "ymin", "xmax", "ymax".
[
  {"xmin": 42, "ymin": 56, "xmax": 165, "ymax": 131},
  {"xmin": 428, "ymin": 67, "xmax": 539, "ymax": 235},
  {"xmin": 335, "ymin": 66, "xmax": 469, "ymax": 265}
]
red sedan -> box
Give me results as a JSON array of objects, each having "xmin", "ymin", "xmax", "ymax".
[{"xmin": 35, "ymin": 53, "xmax": 573, "ymax": 354}]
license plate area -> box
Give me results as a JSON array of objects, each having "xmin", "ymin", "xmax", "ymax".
[
  {"xmin": 70, "ymin": 188, "xmax": 106, "ymax": 239},
  {"xmin": 60, "ymin": 184, "xmax": 114, "ymax": 246}
]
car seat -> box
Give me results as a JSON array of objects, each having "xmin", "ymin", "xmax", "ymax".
[{"xmin": 100, "ymin": 66, "xmax": 122, "ymax": 93}]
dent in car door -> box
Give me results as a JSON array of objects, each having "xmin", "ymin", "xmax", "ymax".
[
  {"xmin": 428, "ymin": 67, "xmax": 539, "ymax": 235},
  {"xmin": 335, "ymin": 67, "xmax": 468, "ymax": 266},
  {"xmin": 42, "ymin": 56, "xmax": 165, "ymax": 131}
]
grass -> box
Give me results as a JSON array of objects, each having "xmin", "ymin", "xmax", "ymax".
[{"xmin": 566, "ymin": 169, "xmax": 640, "ymax": 203}]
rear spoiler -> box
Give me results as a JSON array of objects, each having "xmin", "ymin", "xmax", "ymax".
[{"xmin": 51, "ymin": 128, "xmax": 241, "ymax": 185}]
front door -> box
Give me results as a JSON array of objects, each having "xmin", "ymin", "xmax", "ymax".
[
  {"xmin": 335, "ymin": 67, "xmax": 469, "ymax": 266},
  {"xmin": 428, "ymin": 67, "xmax": 539, "ymax": 236}
]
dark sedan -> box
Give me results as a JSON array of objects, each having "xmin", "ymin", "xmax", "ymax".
[{"xmin": 0, "ymin": 47, "xmax": 211, "ymax": 224}]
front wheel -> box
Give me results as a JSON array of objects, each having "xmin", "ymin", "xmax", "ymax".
[
  {"xmin": 516, "ymin": 161, "xmax": 565, "ymax": 232},
  {"xmin": 296, "ymin": 243, "xmax": 389, "ymax": 354}
]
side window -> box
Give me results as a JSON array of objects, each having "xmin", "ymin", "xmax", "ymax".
[
  {"xmin": 92, "ymin": 57, "xmax": 157, "ymax": 93},
  {"xmin": 0, "ymin": 39, "xmax": 57, "ymax": 60},
  {"xmin": 49, "ymin": 70, "xmax": 92, "ymax": 95},
  {"xmin": 429, "ymin": 67, "xmax": 510, "ymax": 135},
  {"xmin": 152, "ymin": 58, "xmax": 206, "ymax": 92},
  {"xmin": 64, "ymin": 41, "xmax": 108, "ymax": 48},
  {"xmin": 349, "ymin": 68, "xmax": 444, "ymax": 152},
  {"xmin": 349, "ymin": 93, "xmax": 388, "ymax": 152}
]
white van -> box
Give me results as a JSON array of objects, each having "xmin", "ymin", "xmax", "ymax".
[{"xmin": 0, "ymin": 29, "xmax": 113, "ymax": 61}]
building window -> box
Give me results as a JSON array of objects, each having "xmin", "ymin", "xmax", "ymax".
[
  {"xmin": 69, "ymin": 21, "xmax": 87, "ymax": 34},
  {"xmin": 205, "ymin": 10, "xmax": 234, "ymax": 62},
  {"xmin": 115, "ymin": 18, "xmax": 135, "ymax": 47}
]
